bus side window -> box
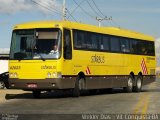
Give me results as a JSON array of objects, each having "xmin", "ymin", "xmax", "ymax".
[
  {"xmin": 63, "ymin": 29, "xmax": 72, "ymax": 59},
  {"xmin": 120, "ymin": 38, "xmax": 130, "ymax": 53},
  {"xmin": 110, "ymin": 36, "xmax": 120, "ymax": 52}
]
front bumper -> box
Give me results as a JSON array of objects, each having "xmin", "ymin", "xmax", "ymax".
[{"xmin": 9, "ymin": 78, "xmax": 75, "ymax": 90}]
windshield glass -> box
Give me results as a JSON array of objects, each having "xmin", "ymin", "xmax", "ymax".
[{"xmin": 10, "ymin": 29, "xmax": 62, "ymax": 60}]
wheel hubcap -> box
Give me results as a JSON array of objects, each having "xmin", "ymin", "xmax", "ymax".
[
  {"xmin": 0, "ymin": 82, "xmax": 5, "ymax": 89},
  {"xmin": 79, "ymin": 80, "xmax": 82, "ymax": 90},
  {"xmin": 128, "ymin": 78, "xmax": 133, "ymax": 89},
  {"xmin": 79, "ymin": 79, "xmax": 85, "ymax": 90},
  {"xmin": 137, "ymin": 78, "xmax": 142, "ymax": 88}
]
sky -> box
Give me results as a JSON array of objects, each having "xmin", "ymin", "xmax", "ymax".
[{"xmin": 0, "ymin": 0, "xmax": 160, "ymax": 49}]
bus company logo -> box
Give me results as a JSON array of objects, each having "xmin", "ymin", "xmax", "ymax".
[
  {"xmin": 141, "ymin": 58, "xmax": 148, "ymax": 74},
  {"xmin": 41, "ymin": 65, "xmax": 56, "ymax": 70},
  {"xmin": 10, "ymin": 66, "xmax": 21, "ymax": 70},
  {"xmin": 86, "ymin": 67, "xmax": 91, "ymax": 75},
  {"xmin": 91, "ymin": 54, "xmax": 105, "ymax": 63}
]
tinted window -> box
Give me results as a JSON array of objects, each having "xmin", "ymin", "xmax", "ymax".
[
  {"xmin": 120, "ymin": 38, "xmax": 130, "ymax": 53},
  {"xmin": 89, "ymin": 33, "xmax": 100, "ymax": 50},
  {"xmin": 73, "ymin": 30, "xmax": 85, "ymax": 49},
  {"xmin": 73, "ymin": 29, "xmax": 155, "ymax": 56},
  {"xmin": 130, "ymin": 40, "xmax": 138, "ymax": 54},
  {"xmin": 73, "ymin": 30, "xmax": 100, "ymax": 50},
  {"xmin": 130, "ymin": 39, "xmax": 155, "ymax": 56},
  {"xmin": 101, "ymin": 35, "xmax": 110, "ymax": 51},
  {"xmin": 64, "ymin": 29, "xmax": 72, "ymax": 59},
  {"xmin": 146, "ymin": 41, "xmax": 155, "ymax": 56},
  {"xmin": 130, "ymin": 40, "xmax": 145, "ymax": 55},
  {"xmin": 86, "ymin": 33, "xmax": 97, "ymax": 49},
  {"xmin": 110, "ymin": 37, "xmax": 120, "ymax": 52}
]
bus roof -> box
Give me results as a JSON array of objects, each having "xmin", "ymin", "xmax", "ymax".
[{"xmin": 13, "ymin": 20, "xmax": 154, "ymax": 41}]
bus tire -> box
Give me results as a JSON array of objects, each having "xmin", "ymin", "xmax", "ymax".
[
  {"xmin": 0, "ymin": 81, "xmax": 5, "ymax": 89},
  {"xmin": 133, "ymin": 75, "xmax": 142, "ymax": 92},
  {"xmin": 32, "ymin": 90, "xmax": 41, "ymax": 98},
  {"xmin": 124, "ymin": 75, "xmax": 133, "ymax": 93},
  {"xmin": 72, "ymin": 78, "xmax": 84, "ymax": 97}
]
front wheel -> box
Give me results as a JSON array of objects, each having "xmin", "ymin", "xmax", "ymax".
[
  {"xmin": 133, "ymin": 75, "xmax": 142, "ymax": 92},
  {"xmin": 72, "ymin": 78, "xmax": 85, "ymax": 97},
  {"xmin": 123, "ymin": 76, "xmax": 134, "ymax": 93},
  {"xmin": 0, "ymin": 81, "xmax": 5, "ymax": 89}
]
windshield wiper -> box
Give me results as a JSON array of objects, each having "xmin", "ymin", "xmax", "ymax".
[
  {"xmin": 34, "ymin": 53, "xmax": 46, "ymax": 61},
  {"xmin": 39, "ymin": 53, "xmax": 45, "ymax": 61}
]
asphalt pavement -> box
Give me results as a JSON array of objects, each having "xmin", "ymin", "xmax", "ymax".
[{"xmin": 0, "ymin": 78, "xmax": 160, "ymax": 120}]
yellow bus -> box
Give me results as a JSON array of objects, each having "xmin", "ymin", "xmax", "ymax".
[{"xmin": 9, "ymin": 21, "xmax": 156, "ymax": 98}]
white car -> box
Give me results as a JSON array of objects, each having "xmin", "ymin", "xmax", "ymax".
[{"xmin": 0, "ymin": 55, "xmax": 9, "ymax": 89}]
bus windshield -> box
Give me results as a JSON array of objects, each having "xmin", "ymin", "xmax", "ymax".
[{"xmin": 10, "ymin": 29, "xmax": 62, "ymax": 60}]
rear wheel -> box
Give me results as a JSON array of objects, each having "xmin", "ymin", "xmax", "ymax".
[
  {"xmin": 133, "ymin": 75, "xmax": 142, "ymax": 92},
  {"xmin": 124, "ymin": 75, "xmax": 133, "ymax": 93},
  {"xmin": 32, "ymin": 90, "xmax": 41, "ymax": 98},
  {"xmin": 0, "ymin": 81, "xmax": 5, "ymax": 89}
]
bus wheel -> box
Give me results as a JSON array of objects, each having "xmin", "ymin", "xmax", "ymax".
[
  {"xmin": 72, "ymin": 78, "xmax": 84, "ymax": 97},
  {"xmin": 0, "ymin": 81, "xmax": 5, "ymax": 89},
  {"xmin": 32, "ymin": 90, "xmax": 41, "ymax": 98},
  {"xmin": 133, "ymin": 75, "xmax": 142, "ymax": 92},
  {"xmin": 124, "ymin": 75, "xmax": 133, "ymax": 93}
]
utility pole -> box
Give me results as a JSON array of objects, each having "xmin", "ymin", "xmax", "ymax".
[
  {"xmin": 62, "ymin": 0, "xmax": 66, "ymax": 21},
  {"xmin": 96, "ymin": 16, "xmax": 112, "ymax": 27}
]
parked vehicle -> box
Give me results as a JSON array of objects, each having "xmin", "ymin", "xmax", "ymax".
[
  {"xmin": 0, "ymin": 72, "xmax": 9, "ymax": 89},
  {"xmin": 0, "ymin": 54, "xmax": 9, "ymax": 89}
]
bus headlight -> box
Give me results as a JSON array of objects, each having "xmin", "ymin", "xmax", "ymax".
[
  {"xmin": 47, "ymin": 72, "xmax": 51, "ymax": 78},
  {"xmin": 52, "ymin": 72, "xmax": 62, "ymax": 78},
  {"xmin": 10, "ymin": 73, "xmax": 18, "ymax": 78},
  {"xmin": 14, "ymin": 73, "xmax": 18, "ymax": 77},
  {"xmin": 57, "ymin": 72, "xmax": 62, "ymax": 78},
  {"xmin": 10, "ymin": 73, "xmax": 13, "ymax": 77},
  {"xmin": 52, "ymin": 72, "xmax": 57, "ymax": 77},
  {"xmin": 47, "ymin": 72, "xmax": 62, "ymax": 78}
]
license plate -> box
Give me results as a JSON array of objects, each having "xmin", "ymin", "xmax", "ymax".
[{"xmin": 27, "ymin": 83, "xmax": 38, "ymax": 88}]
